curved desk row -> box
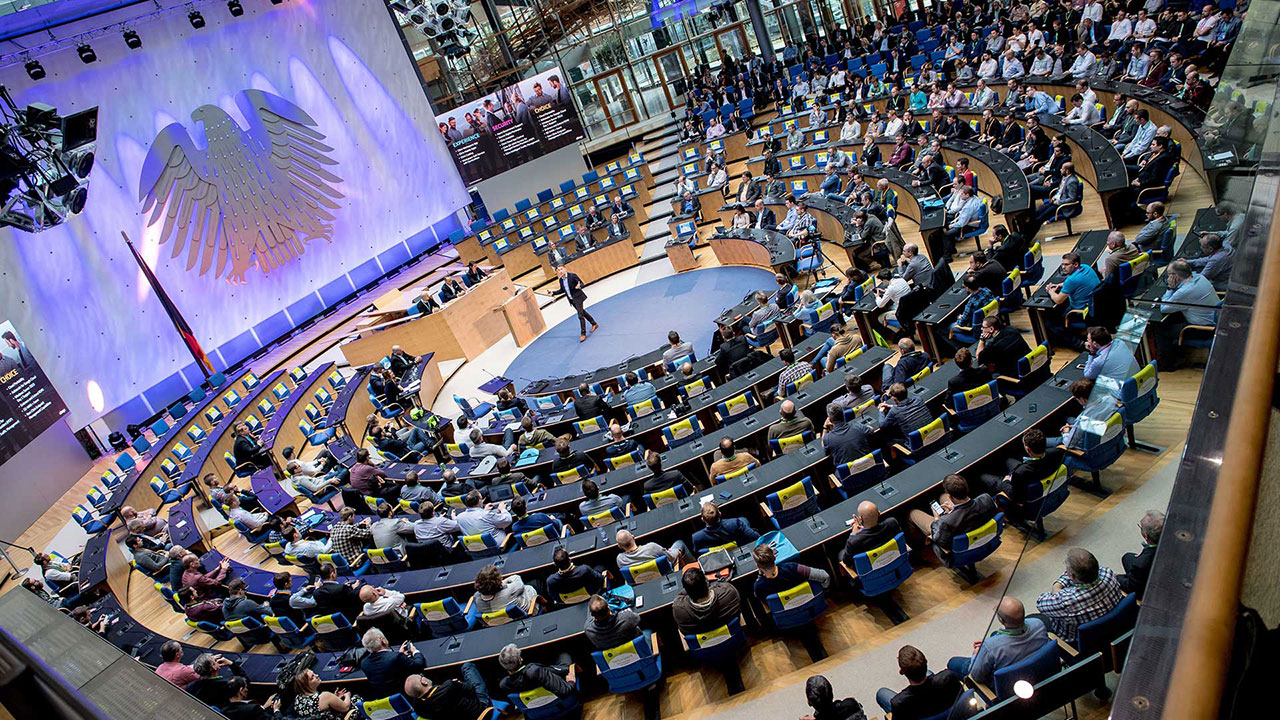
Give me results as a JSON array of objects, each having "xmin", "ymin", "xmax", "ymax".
[
  {"xmin": 177, "ymin": 370, "xmax": 288, "ymax": 489},
  {"xmin": 190, "ymin": 346, "xmax": 910, "ymax": 602},
  {"xmin": 532, "ymin": 232, "xmax": 640, "ymax": 285},
  {"xmin": 261, "ymin": 362, "xmax": 336, "ymax": 470},
  {"xmin": 94, "ymin": 349, "xmax": 1086, "ymax": 689},
  {"xmin": 1023, "ymin": 230, "xmax": 1112, "ymax": 346}
]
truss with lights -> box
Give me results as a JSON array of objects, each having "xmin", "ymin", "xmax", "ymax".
[
  {"xmin": 0, "ymin": 86, "xmax": 98, "ymax": 233},
  {"xmin": 390, "ymin": 0, "xmax": 477, "ymax": 58}
]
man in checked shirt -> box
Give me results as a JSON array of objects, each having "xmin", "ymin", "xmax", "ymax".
[{"xmin": 1034, "ymin": 548, "xmax": 1126, "ymax": 642}]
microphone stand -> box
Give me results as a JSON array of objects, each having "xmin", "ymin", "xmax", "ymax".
[{"xmin": 0, "ymin": 538, "xmax": 37, "ymax": 586}]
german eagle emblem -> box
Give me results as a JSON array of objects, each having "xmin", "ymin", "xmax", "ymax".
[{"xmin": 138, "ymin": 90, "xmax": 344, "ymax": 284}]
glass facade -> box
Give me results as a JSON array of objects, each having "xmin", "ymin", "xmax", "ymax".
[{"xmin": 393, "ymin": 0, "xmax": 903, "ymax": 139}]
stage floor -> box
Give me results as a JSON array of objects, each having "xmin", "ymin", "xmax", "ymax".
[{"xmin": 501, "ymin": 266, "xmax": 775, "ymax": 385}]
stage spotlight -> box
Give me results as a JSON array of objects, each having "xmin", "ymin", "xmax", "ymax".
[
  {"xmin": 228, "ymin": 1, "xmax": 244, "ymax": 16},
  {"xmin": 123, "ymin": 30, "xmax": 142, "ymax": 49},
  {"xmin": 77, "ymin": 44, "xmax": 97, "ymax": 63},
  {"xmin": 188, "ymin": 10, "xmax": 206, "ymax": 28},
  {"xmin": 24, "ymin": 60, "xmax": 45, "ymax": 80}
]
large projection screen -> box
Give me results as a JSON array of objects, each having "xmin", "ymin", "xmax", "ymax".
[
  {"xmin": 0, "ymin": 321, "xmax": 70, "ymax": 466},
  {"xmin": 437, "ymin": 67, "xmax": 586, "ymax": 186},
  {"xmin": 0, "ymin": 0, "xmax": 470, "ymax": 428}
]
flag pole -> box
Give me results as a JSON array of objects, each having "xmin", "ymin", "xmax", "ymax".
[{"xmin": 121, "ymin": 231, "xmax": 215, "ymax": 378}]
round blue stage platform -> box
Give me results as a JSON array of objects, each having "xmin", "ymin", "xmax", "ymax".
[{"xmin": 503, "ymin": 267, "xmax": 774, "ymax": 385}]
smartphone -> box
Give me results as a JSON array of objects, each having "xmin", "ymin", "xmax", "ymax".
[
  {"xmin": 542, "ymin": 624, "xmax": 558, "ymax": 634},
  {"xmin": 931, "ymin": 501, "xmax": 945, "ymax": 515},
  {"xmin": 635, "ymin": 596, "xmax": 645, "ymax": 609}
]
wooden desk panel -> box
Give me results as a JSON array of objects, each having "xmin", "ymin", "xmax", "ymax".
[
  {"xmin": 455, "ymin": 234, "xmax": 486, "ymax": 264},
  {"xmin": 667, "ymin": 241, "xmax": 698, "ymax": 273},
  {"xmin": 341, "ymin": 270, "xmax": 520, "ymax": 365},
  {"xmin": 711, "ymin": 235, "xmax": 775, "ymax": 269},
  {"xmin": 547, "ymin": 240, "xmax": 640, "ymax": 286},
  {"xmin": 497, "ymin": 242, "xmax": 542, "ymax": 278},
  {"xmin": 503, "ymin": 288, "xmax": 547, "ymax": 347}
]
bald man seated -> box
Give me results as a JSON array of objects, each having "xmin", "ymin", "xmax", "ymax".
[
  {"xmin": 766, "ymin": 399, "xmax": 815, "ymax": 442},
  {"xmin": 614, "ymin": 529, "xmax": 688, "ymax": 571},
  {"xmin": 944, "ymin": 596, "xmax": 1048, "ymax": 687},
  {"xmin": 840, "ymin": 501, "xmax": 904, "ymax": 569}
]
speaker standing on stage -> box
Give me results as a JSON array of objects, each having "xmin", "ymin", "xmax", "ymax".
[{"xmin": 556, "ymin": 266, "xmax": 598, "ymax": 343}]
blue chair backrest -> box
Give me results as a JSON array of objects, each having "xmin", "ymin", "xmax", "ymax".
[
  {"xmin": 950, "ymin": 513, "xmax": 1005, "ymax": 567},
  {"xmin": 537, "ymin": 188, "xmax": 554, "ymax": 203},
  {"xmin": 591, "ymin": 631, "xmax": 662, "ymax": 695},
  {"xmin": 992, "ymin": 638, "xmax": 1062, "ymax": 699},
  {"xmin": 514, "ymin": 198, "xmax": 533, "ymax": 212},
  {"xmin": 850, "ymin": 532, "xmax": 913, "ymax": 596},
  {"xmin": 682, "ymin": 617, "xmax": 746, "ymax": 662},
  {"xmin": 765, "ymin": 476, "xmax": 819, "ymax": 526},
  {"xmin": 1075, "ymin": 592, "xmax": 1139, "ymax": 655},
  {"xmin": 764, "ymin": 581, "xmax": 828, "ymax": 629},
  {"xmin": 1120, "ymin": 362, "xmax": 1159, "ymax": 426},
  {"xmin": 834, "ymin": 450, "xmax": 887, "ymax": 494}
]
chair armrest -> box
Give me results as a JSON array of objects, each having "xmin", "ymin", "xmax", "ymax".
[
  {"xmin": 760, "ymin": 501, "xmax": 774, "ymax": 518},
  {"xmin": 464, "ymin": 595, "xmax": 475, "ymax": 613},
  {"xmin": 566, "ymin": 663, "xmax": 577, "ymax": 685},
  {"xmin": 625, "ymin": 503, "xmax": 635, "ymax": 518},
  {"xmin": 891, "ymin": 442, "xmax": 911, "ymax": 455},
  {"xmin": 1053, "ymin": 201, "xmax": 1081, "ymax": 220},
  {"xmin": 839, "ymin": 559, "xmax": 859, "ymax": 580},
  {"xmin": 1179, "ymin": 324, "xmax": 1217, "ymax": 342},
  {"xmin": 996, "ymin": 374, "xmax": 1018, "ymax": 384},
  {"xmin": 1049, "ymin": 631, "xmax": 1079, "ymax": 657},
  {"xmin": 650, "ymin": 632, "xmax": 661, "ymax": 654},
  {"xmin": 969, "ymin": 678, "xmax": 996, "ymax": 704}
]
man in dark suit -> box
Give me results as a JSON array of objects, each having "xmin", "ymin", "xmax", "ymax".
[
  {"xmin": 841, "ymin": 501, "xmax": 904, "ymax": 568},
  {"xmin": 573, "ymin": 382, "xmax": 605, "ymax": 419},
  {"xmin": 680, "ymin": 191, "xmax": 702, "ymax": 219},
  {"xmin": 714, "ymin": 323, "xmax": 752, "ymax": 378},
  {"xmin": 752, "ymin": 199, "xmax": 777, "ymax": 230},
  {"xmin": 609, "ymin": 195, "xmax": 632, "ymax": 217},
  {"xmin": 975, "ymin": 429, "xmax": 1066, "ymax": 501},
  {"xmin": 232, "ymin": 423, "xmax": 272, "ymax": 471},
  {"xmin": 908, "ymin": 475, "xmax": 998, "ymax": 557},
  {"xmin": 976, "ymin": 316, "xmax": 1032, "ymax": 377},
  {"xmin": 388, "ymin": 345, "xmax": 416, "ymax": 378},
  {"xmin": 556, "ymin": 266, "xmax": 598, "ymax": 342},
  {"xmin": 762, "ymin": 148, "xmax": 781, "ymax": 176},
  {"xmin": 359, "ymin": 629, "xmax": 427, "ymax": 699},
  {"xmin": 736, "ymin": 172, "xmax": 762, "ymax": 205},
  {"xmin": 438, "ymin": 279, "xmax": 458, "ymax": 303},
  {"xmin": 914, "ymin": 154, "xmax": 952, "ymax": 196},
  {"xmin": 1118, "ymin": 510, "xmax": 1162, "ymax": 599},
  {"xmin": 312, "ymin": 562, "xmax": 364, "ymax": 619}
]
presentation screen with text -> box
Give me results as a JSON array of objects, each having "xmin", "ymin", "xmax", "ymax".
[
  {"xmin": 437, "ymin": 67, "xmax": 586, "ymax": 186},
  {"xmin": 0, "ymin": 321, "xmax": 69, "ymax": 465}
]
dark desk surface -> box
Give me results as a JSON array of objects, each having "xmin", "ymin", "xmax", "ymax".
[
  {"xmin": 251, "ymin": 469, "xmax": 300, "ymax": 516},
  {"xmin": 260, "ymin": 362, "xmax": 335, "ymax": 443},
  {"xmin": 167, "ymin": 498, "xmax": 203, "ymax": 550},
  {"xmin": 96, "ymin": 352, "xmax": 1088, "ymax": 687},
  {"xmin": 710, "ymin": 226, "xmax": 798, "ymax": 268},
  {"xmin": 179, "ymin": 369, "xmax": 289, "ymax": 486},
  {"xmin": 946, "ymin": 138, "xmax": 1031, "ymax": 214}
]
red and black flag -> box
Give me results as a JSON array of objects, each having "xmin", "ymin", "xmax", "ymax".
[{"xmin": 122, "ymin": 231, "xmax": 214, "ymax": 377}]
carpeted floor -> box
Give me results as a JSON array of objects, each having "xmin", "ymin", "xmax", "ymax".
[{"xmin": 502, "ymin": 266, "xmax": 775, "ymax": 385}]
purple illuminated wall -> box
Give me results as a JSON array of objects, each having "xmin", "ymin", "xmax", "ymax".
[{"xmin": 0, "ymin": 0, "xmax": 469, "ymax": 428}]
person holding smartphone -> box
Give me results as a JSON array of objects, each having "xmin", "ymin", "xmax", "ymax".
[{"xmin": 906, "ymin": 474, "xmax": 998, "ymax": 559}]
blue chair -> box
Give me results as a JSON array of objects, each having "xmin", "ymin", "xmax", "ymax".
[
  {"xmin": 507, "ymin": 679, "xmax": 581, "ymax": 720},
  {"xmin": 713, "ymin": 462, "xmax": 756, "ymax": 485},
  {"xmin": 746, "ymin": 318, "xmax": 778, "ymax": 348},
  {"xmin": 763, "ymin": 581, "xmax": 829, "ymax": 630},
  {"xmin": 554, "ymin": 464, "xmax": 590, "ymax": 484},
  {"xmin": 714, "ymin": 391, "xmax": 759, "ymax": 424},
  {"xmin": 1066, "ymin": 411, "xmax": 1128, "ymax": 497},
  {"xmin": 356, "ymin": 695, "xmax": 415, "ymax": 720},
  {"xmin": 171, "ymin": 441, "xmax": 194, "ymax": 465},
  {"xmin": 255, "ymin": 398, "xmax": 276, "ymax": 420},
  {"xmin": 664, "ymin": 352, "xmax": 695, "ymax": 373},
  {"xmin": 417, "ymin": 598, "xmax": 471, "ymax": 636},
  {"xmin": 592, "ymin": 631, "xmax": 663, "ymax": 695},
  {"xmin": 187, "ymin": 386, "xmax": 207, "ymax": 404},
  {"xmin": 833, "ymin": 450, "xmax": 888, "ymax": 496},
  {"xmin": 769, "ymin": 430, "xmax": 814, "ymax": 456},
  {"xmin": 581, "ymin": 505, "xmax": 626, "ymax": 529},
  {"xmin": 1021, "ymin": 241, "xmax": 1045, "ymax": 286},
  {"xmin": 292, "ymin": 479, "xmax": 340, "ymax": 510},
  {"xmin": 892, "ymin": 415, "xmax": 951, "ymax": 466},
  {"xmin": 516, "ymin": 523, "xmax": 564, "ymax": 549},
  {"xmin": 316, "ymin": 552, "xmax": 371, "ymax": 576},
  {"xmin": 681, "ymin": 618, "xmax": 748, "ymax": 694},
  {"xmin": 131, "ymin": 435, "xmax": 151, "ymax": 454},
  {"xmin": 761, "ymin": 477, "xmax": 820, "ymax": 529},
  {"xmin": 453, "ymin": 395, "xmax": 493, "ymax": 421},
  {"xmin": 185, "ymin": 423, "xmax": 207, "ymax": 448},
  {"xmin": 626, "ymin": 397, "xmax": 663, "ymax": 420},
  {"xmin": 72, "ymin": 505, "xmax": 107, "ymax": 534},
  {"xmin": 208, "ymin": 371, "xmax": 227, "ymax": 388},
  {"xmin": 474, "ymin": 598, "xmax": 536, "ymax": 628},
  {"xmin": 999, "ymin": 267, "xmax": 1026, "ymax": 314},
  {"xmin": 643, "ymin": 484, "xmax": 690, "ymax": 510},
  {"xmin": 677, "ymin": 376, "xmax": 713, "ymax": 402},
  {"xmin": 150, "ymin": 418, "xmax": 171, "ymax": 437},
  {"xmin": 223, "ymin": 451, "xmax": 256, "ymax": 479},
  {"xmin": 621, "ymin": 554, "xmax": 674, "ymax": 585},
  {"xmin": 309, "ymin": 613, "xmax": 358, "ymax": 650},
  {"xmin": 233, "ymin": 518, "xmax": 272, "ymax": 545},
  {"xmin": 781, "ymin": 371, "xmax": 816, "ymax": 398},
  {"xmin": 997, "ymin": 342, "xmax": 1052, "ymax": 399},
  {"xmin": 603, "ymin": 449, "xmax": 642, "ymax": 471},
  {"xmin": 150, "ymin": 475, "xmax": 191, "ymax": 505},
  {"xmin": 314, "ymin": 387, "xmax": 334, "ymax": 409},
  {"xmin": 940, "ymin": 513, "xmax": 1005, "ymax": 583},
  {"xmin": 1136, "ymin": 162, "xmax": 1180, "ymax": 205},
  {"xmin": 978, "ymin": 638, "xmax": 1063, "ymax": 701},
  {"xmin": 186, "ymin": 618, "xmax": 233, "ymax": 642},
  {"xmin": 369, "ymin": 393, "xmax": 403, "ymax": 422},
  {"xmin": 1120, "ymin": 362, "xmax": 1160, "ymax": 451},
  {"xmin": 572, "ymin": 415, "xmax": 607, "ymax": 437},
  {"xmin": 949, "ymin": 298, "xmax": 999, "ymax": 345},
  {"xmin": 1007, "ymin": 458, "xmax": 1071, "ymax": 541},
  {"xmin": 1115, "ymin": 252, "xmax": 1152, "ymax": 298},
  {"xmin": 537, "ymin": 188, "xmax": 554, "ymax": 203},
  {"xmin": 115, "ymin": 452, "xmax": 137, "ymax": 475},
  {"xmin": 559, "ymin": 180, "xmax": 576, "ymax": 194},
  {"xmin": 662, "ymin": 416, "xmax": 704, "ymax": 448},
  {"xmin": 461, "ymin": 532, "xmax": 508, "ymax": 558},
  {"xmin": 950, "ymin": 381, "xmax": 1002, "ymax": 433},
  {"xmin": 224, "ymin": 616, "xmax": 273, "ymax": 651},
  {"xmin": 327, "ymin": 369, "xmax": 347, "ymax": 390},
  {"xmin": 514, "ymin": 198, "xmax": 533, "ymax": 212},
  {"xmin": 1071, "ymin": 593, "xmax": 1139, "ymax": 663}
]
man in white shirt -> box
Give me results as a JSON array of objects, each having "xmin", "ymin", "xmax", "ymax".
[
  {"xmin": 1064, "ymin": 93, "xmax": 1101, "ymax": 125},
  {"xmin": 226, "ymin": 494, "xmax": 268, "ymax": 531},
  {"xmin": 869, "ymin": 268, "xmax": 912, "ymax": 343},
  {"xmin": 1075, "ymin": 80, "xmax": 1098, "ymax": 112},
  {"xmin": 1069, "ymin": 46, "xmax": 1097, "ymax": 79},
  {"xmin": 884, "ymin": 110, "xmax": 905, "ymax": 138},
  {"xmin": 1120, "ymin": 110, "xmax": 1156, "ymax": 159},
  {"xmin": 1106, "ymin": 11, "xmax": 1133, "ymax": 50},
  {"xmin": 1133, "ymin": 10, "xmax": 1157, "ymax": 41},
  {"xmin": 1001, "ymin": 51, "xmax": 1026, "ymax": 79}
]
